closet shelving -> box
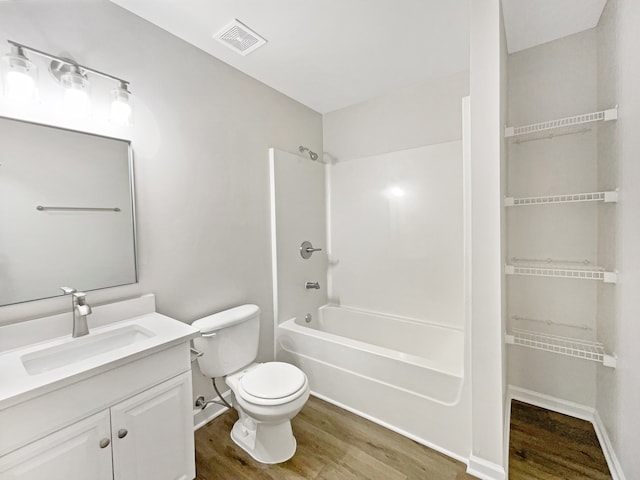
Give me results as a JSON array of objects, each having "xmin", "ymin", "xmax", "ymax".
[
  {"xmin": 505, "ymin": 107, "xmax": 619, "ymax": 367},
  {"xmin": 505, "ymin": 262, "xmax": 617, "ymax": 283},
  {"xmin": 504, "ymin": 107, "xmax": 618, "ymax": 138},
  {"xmin": 505, "ymin": 329, "xmax": 616, "ymax": 368},
  {"xmin": 505, "ymin": 190, "xmax": 618, "ymax": 207}
]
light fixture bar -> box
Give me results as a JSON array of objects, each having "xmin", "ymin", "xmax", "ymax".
[{"xmin": 7, "ymin": 40, "xmax": 129, "ymax": 87}]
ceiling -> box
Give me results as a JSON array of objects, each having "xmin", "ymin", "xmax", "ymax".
[
  {"xmin": 110, "ymin": 0, "xmax": 607, "ymax": 114},
  {"xmin": 502, "ymin": 0, "xmax": 608, "ymax": 53},
  {"xmin": 109, "ymin": 0, "xmax": 470, "ymax": 114}
]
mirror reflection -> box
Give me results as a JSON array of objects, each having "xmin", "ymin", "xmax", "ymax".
[{"xmin": 0, "ymin": 116, "xmax": 137, "ymax": 306}]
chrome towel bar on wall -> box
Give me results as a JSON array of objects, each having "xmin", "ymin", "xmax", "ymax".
[{"xmin": 36, "ymin": 205, "xmax": 121, "ymax": 212}]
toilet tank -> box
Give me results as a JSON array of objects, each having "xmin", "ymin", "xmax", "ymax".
[{"xmin": 192, "ymin": 304, "xmax": 260, "ymax": 378}]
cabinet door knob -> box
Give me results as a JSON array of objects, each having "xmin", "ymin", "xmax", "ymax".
[
  {"xmin": 117, "ymin": 428, "xmax": 128, "ymax": 439},
  {"xmin": 99, "ymin": 438, "xmax": 111, "ymax": 448}
]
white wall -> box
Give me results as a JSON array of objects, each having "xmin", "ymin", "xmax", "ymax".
[
  {"xmin": 608, "ymin": 0, "xmax": 640, "ymax": 477},
  {"xmin": 0, "ymin": 0, "xmax": 322, "ymax": 403},
  {"xmin": 469, "ymin": 0, "xmax": 506, "ymax": 477},
  {"xmin": 595, "ymin": 0, "xmax": 619, "ymax": 454},
  {"xmin": 323, "ymin": 70, "xmax": 469, "ymax": 161},
  {"xmin": 328, "ymin": 142, "xmax": 464, "ymax": 327}
]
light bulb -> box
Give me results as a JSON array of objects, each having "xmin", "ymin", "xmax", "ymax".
[
  {"xmin": 63, "ymin": 87, "xmax": 90, "ymax": 117},
  {"xmin": 390, "ymin": 187, "xmax": 405, "ymax": 197},
  {"xmin": 60, "ymin": 66, "xmax": 90, "ymax": 117},
  {"xmin": 6, "ymin": 70, "xmax": 36, "ymax": 101},
  {"xmin": 2, "ymin": 45, "xmax": 38, "ymax": 103},
  {"xmin": 110, "ymin": 83, "xmax": 132, "ymax": 126}
]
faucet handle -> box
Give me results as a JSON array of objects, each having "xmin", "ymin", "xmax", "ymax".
[
  {"xmin": 60, "ymin": 286, "xmax": 77, "ymax": 295},
  {"xmin": 72, "ymin": 291, "xmax": 87, "ymax": 303}
]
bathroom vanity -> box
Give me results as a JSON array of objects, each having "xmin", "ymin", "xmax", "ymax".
[{"xmin": 0, "ymin": 295, "xmax": 199, "ymax": 480}]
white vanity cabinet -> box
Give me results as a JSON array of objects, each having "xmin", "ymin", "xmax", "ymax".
[
  {"xmin": 0, "ymin": 369, "xmax": 194, "ymax": 480},
  {"xmin": 110, "ymin": 372, "xmax": 193, "ymax": 480},
  {"xmin": 0, "ymin": 304, "xmax": 199, "ymax": 480},
  {"xmin": 0, "ymin": 410, "xmax": 114, "ymax": 480}
]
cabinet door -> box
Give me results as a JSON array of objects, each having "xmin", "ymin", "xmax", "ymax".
[
  {"xmin": 110, "ymin": 372, "xmax": 195, "ymax": 480},
  {"xmin": 0, "ymin": 410, "xmax": 113, "ymax": 480}
]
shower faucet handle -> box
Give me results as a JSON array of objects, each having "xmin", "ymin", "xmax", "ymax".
[
  {"xmin": 305, "ymin": 282, "xmax": 321, "ymax": 290},
  {"xmin": 300, "ymin": 240, "xmax": 322, "ymax": 259}
]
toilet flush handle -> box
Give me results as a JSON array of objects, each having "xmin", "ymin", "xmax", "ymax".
[{"xmin": 201, "ymin": 331, "xmax": 217, "ymax": 338}]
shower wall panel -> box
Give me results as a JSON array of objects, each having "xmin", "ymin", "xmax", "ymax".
[{"xmin": 328, "ymin": 141, "xmax": 464, "ymax": 328}]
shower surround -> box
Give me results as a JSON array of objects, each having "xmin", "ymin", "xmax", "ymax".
[{"xmin": 271, "ymin": 98, "xmax": 471, "ymax": 459}]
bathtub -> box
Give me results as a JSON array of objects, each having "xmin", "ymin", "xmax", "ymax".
[{"xmin": 277, "ymin": 304, "xmax": 470, "ymax": 461}]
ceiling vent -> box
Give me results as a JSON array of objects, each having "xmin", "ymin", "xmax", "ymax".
[{"xmin": 214, "ymin": 19, "xmax": 267, "ymax": 56}]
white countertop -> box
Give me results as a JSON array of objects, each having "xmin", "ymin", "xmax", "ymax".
[{"xmin": 0, "ymin": 299, "xmax": 199, "ymax": 410}]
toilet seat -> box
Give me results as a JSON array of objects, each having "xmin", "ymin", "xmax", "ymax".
[{"xmin": 231, "ymin": 362, "xmax": 309, "ymax": 406}]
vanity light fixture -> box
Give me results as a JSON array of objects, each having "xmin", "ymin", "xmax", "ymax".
[{"xmin": 2, "ymin": 40, "xmax": 133, "ymax": 125}]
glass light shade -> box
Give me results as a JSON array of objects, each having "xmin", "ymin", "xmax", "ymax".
[
  {"xmin": 2, "ymin": 46, "xmax": 38, "ymax": 103},
  {"xmin": 61, "ymin": 67, "xmax": 90, "ymax": 117},
  {"xmin": 390, "ymin": 187, "xmax": 405, "ymax": 197},
  {"xmin": 110, "ymin": 84, "xmax": 132, "ymax": 126}
]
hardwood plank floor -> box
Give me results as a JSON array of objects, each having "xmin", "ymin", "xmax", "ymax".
[
  {"xmin": 508, "ymin": 400, "xmax": 612, "ymax": 480},
  {"xmin": 194, "ymin": 396, "xmax": 474, "ymax": 480},
  {"xmin": 194, "ymin": 396, "xmax": 612, "ymax": 480}
]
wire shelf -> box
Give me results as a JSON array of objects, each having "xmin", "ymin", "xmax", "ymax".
[
  {"xmin": 506, "ymin": 328, "xmax": 616, "ymax": 367},
  {"xmin": 505, "ymin": 191, "xmax": 618, "ymax": 207},
  {"xmin": 505, "ymin": 107, "xmax": 618, "ymax": 138},
  {"xmin": 505, "ymin": 263, "xmax": 617, "ymax": 283},
  {"xmin": 512, "ymin": 315, "xmax": 592, "ymax": 331}
]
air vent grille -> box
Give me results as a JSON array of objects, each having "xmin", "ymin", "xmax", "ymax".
[{"xmin": 214, "ymin": 19, "xmax": 267, "ymax": 56}]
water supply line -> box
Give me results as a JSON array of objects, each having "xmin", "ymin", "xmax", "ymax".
[{"xmin": 195, "ymin": 378, "xmax": 233, "ymax": 410}]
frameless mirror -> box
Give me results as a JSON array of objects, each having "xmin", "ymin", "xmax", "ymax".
[{"xmin": 0, "ymin": 116, "xmax": 137, "ymax": 306}]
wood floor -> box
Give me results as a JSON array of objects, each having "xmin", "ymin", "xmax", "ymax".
[
  {"xmin": 194, "ymin": 396, "xmax": 474, "ymax": 480},
  {"xmin": 509, "ymin": 400, "xmax": 611, "ymax": 480},
  {"xmin": 194, "ymin": 396, "xmax": 612, "ymax": 480}
]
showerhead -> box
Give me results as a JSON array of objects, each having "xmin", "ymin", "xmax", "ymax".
[{"xmin": 299, "ymin": 145, "xmax": 319, "ymax": 161}]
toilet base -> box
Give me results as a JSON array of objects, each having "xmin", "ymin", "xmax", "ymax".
[{"xmin": 230, "ymin": 416, "xmax": 297, "ymax": 464}]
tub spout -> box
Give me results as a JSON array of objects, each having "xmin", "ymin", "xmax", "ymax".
[{"xmin": 305, "ymin": 282, "xmax": 320, "ymax": 290}]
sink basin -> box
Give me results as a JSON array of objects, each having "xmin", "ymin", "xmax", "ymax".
[{"xmin": 21, "ymin": 325, "xmax": 155, "ymax": 375}]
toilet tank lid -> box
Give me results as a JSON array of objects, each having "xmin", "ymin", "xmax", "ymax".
[{"xmin": 192, "ymin": 304, "xmax": 260, "ymax": 334}]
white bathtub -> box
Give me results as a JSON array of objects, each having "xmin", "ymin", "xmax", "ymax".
[{"xmin": 277, "ymin": 304, "xmax": 470, "ymax": 460}]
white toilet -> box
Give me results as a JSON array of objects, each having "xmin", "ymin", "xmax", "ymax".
[{"xmin": 192, "ymin": 304, "xmax": 310, "ymax": 464}]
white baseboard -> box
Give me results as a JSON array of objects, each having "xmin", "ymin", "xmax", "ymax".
[
  {"xmin": 507, "ymin": 385, "xmax": 594, "ymax": 421},
  {"xmin": 507, "ymin": 385, "xmax": 625, "ymax": 480},
  {"xmin": 593, "ymin": 411, "xmax": 626, "ymax": 480},
  {"xmin": 466, "ymin": 455, "xmax": 506, "ymax": 480},
  {"xmin": 503, "ymin": 388, "xmax": 512, "ymax": 476}
]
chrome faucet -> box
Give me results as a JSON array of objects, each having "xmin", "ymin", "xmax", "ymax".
[{"xmin": 60, "ymin": 287, "xmax": 92, "ymax": 337}]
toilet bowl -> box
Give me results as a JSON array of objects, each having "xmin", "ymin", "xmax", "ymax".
[
  {"xmin": 192, "ymin": 305, "xmax": 309, "ymax": 464},
  {"xmin": 225, "ymin": 362, "xmax": 310, "ymax": 463}
]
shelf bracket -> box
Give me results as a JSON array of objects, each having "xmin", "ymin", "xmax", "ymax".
[
  {"xmin": 604, "ymin": 107, "xmax": 618, "ymax": 121},
  {"xmin": 603, "ymin": 355, "xmax": 617, "ymax": 368}
]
